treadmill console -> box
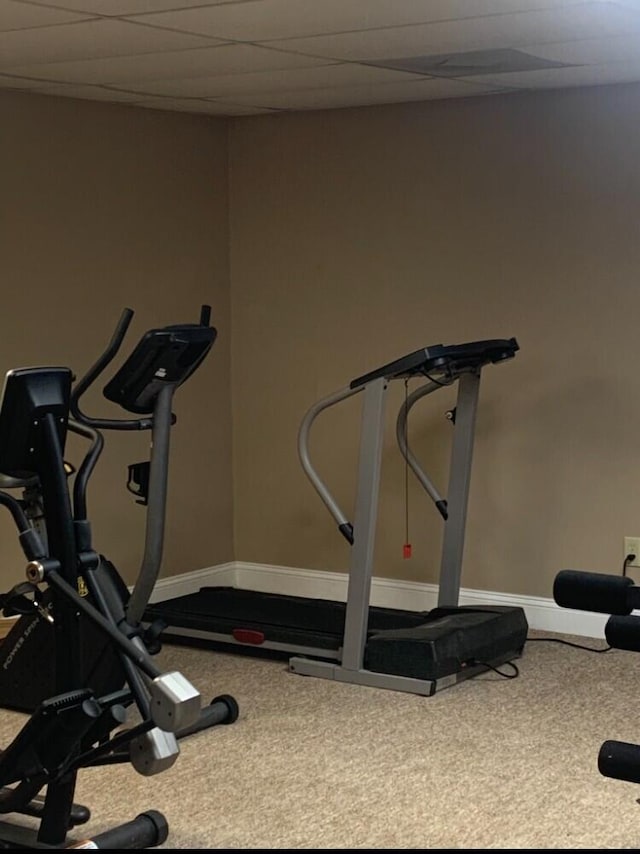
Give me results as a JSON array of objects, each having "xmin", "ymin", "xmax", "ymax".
[{"xmin": 350, "ymin": 337, "xmax": 519, "ymax": 389}]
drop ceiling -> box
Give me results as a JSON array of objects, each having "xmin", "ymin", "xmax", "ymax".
[{"xmin": 2, "ymin": 0, "xmax": 640, "ymax": 116}]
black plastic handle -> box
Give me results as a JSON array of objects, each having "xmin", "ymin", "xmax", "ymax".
[{"xmin": 70, "ymin": 308, "xmax": 133, "ymax": 418}]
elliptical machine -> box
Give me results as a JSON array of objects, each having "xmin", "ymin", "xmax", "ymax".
[{"xmin": 0, "ymin": 305, "xmax": 237, "ymax": 848}]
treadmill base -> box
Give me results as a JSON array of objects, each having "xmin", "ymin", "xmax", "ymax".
[{"xmin": 145, "ymin": 589, "xmax": 528, "ymax": 696}]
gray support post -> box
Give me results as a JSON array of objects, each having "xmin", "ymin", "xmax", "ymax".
[
  {"xmin": 437, "ymin": 369, "xmax": 481, "ymax": 606},
  {"xmin": 126, "ymin": 384, "xmax": 175, "ymax": 624},
  {"xmin": 340, "ymin": 376, "xmax": 388, "ymax": 671}
]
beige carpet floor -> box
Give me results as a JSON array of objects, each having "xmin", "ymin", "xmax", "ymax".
[{"xmin": 1, "ymin": 629, "xmax": 639, "ymax": 849}]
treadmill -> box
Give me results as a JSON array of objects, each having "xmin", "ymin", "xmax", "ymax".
[{"xmin": 145, "ymin": 337, "xmax": 528, "ymax": 697}]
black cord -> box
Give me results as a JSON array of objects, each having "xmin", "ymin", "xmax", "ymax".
[
  {"xmin": 623, "ymin": 552, "xmax": 637, "ymax": 577},
  {"xmin": 419, "ymin": 366, "xmax": 455, "ymax": 387},
  {"xmin": 470, "ymin": 659, "xmax": 520, "ymax": 679},
  {"xmin": 527, "ymin": 637, "xmax": 612, "ymax": 652},
  {"xmin": 476, "ymin": 636, "xmax": 611, "ymax": 677}
]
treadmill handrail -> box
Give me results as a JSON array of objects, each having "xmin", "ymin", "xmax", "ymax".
[
  {"xmin": 297, "ymin": 383, "xmax": 362, "ymax": 540},
  {"xmin": 395, "ymin": 380, "xmax": 447, "ymax": 515},
  {"xmin": 300, "ymin": 337, "xmax": 518, "ymax": 545}
]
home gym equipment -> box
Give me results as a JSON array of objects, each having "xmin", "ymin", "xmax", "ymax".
[
  {"xmin": 554, "ymin": 569, "xmax": 640, "ymax": 789},
  {"xmin": 0, "ymin": 305, "xmax": 237, "ymax": 725},
  {"xmin": 145, "ymin": 336, "xmax": 528, "ymax": 697},
  {"xmin": 0, "ymin": 306, "xmax": 238, "ymax": 848}
]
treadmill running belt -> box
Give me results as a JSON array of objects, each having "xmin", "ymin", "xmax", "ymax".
[{"xmin": 146, "ymin": 586, "xmax": 428, "ymax": 650}]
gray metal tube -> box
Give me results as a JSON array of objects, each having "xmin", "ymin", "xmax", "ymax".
[
  {"xmin": 438, "ymin": 369, "xmax": 480, "ymax": 606},
  {"xmin": 395, "ymin": 380, "xmax": 445, "ymax": 508},
  {"xmin": 126, "ymin": 384, "xmax": 175, "ymax": 624},
  {"xmin": 341, "ymin": 377, "xmax": 387, "ymax": 671},
  {"xmin": 297, "ymin": 383, "xmax": 362, "ymax": 530}
]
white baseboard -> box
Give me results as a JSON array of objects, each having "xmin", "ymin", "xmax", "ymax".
[
  {"xmin": 149, "ymin": 561, "xmax": 608, "ymax": 639},
  {"xmin": 148, "ymin": 562, "xmax": 237, "ymax": 601}
]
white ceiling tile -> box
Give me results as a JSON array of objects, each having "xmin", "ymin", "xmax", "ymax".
[
  {"xmin": 523, "ymin": 33, "xmax": 640, "ymax": 65},
  {"xmin": 264, "ymin": 3, "xmax": 640, "ymax": 61},
  {"xmin": 460, "ymin": 58, "xmax": 640, "ymax": 88},
  {"xmin": 0, "ymin": 0, "xmax": 93, "ymax": 30},
  {"xmin": 262, "ymin": 30, "xmax": 433, "ymax": 62},
  {"xmin": 586, "ymin": 0, "xmax": 640, "ymax": 10},
  {"xmin": 3, "ymin": 0, "xmax": 640, "ymax": 116},
  {"xmin": 477, "ymin": 2, "xmax": 640, "ymax": 43},
  {"xmin": 3, "ymin": 44, "xmax": 329, "ymax": 84},
  {"xmin": 222, "ymin": 76, "xmax": 508, "ymax": 111},
  {"xmin": 0, "ymin": 18, "xmax": 221, "ymax": 68},
  {"xmin": 127, "ymin": 0, "xmax": 589, "ymax": 43},
  {"xmin": 116, "ymin": 62, "xmax": 422, "ymax": 99},
  {"xmin": 14, "ymin": 0, "xmax": 234, "ymax": 15}
]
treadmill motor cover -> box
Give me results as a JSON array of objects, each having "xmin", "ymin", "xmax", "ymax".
[{"xmin": 364, "ymin": 606, "xmax": 528, "ymax": 681}]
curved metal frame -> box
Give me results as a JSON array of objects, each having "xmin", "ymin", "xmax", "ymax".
[{"xmin": 293, "ymin": 357, "xmax": 486, "ymax": 692}]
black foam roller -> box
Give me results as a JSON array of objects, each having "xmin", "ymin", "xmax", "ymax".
[
  {"xmin": 605, "ymin": 615, "xmax": 640, "ymax": 652},
  {"xmin": 87, "ymin": 810, "xmax": 169, "ymax": 848},
  {"xmin": 599, "ymin": 740, "xmax": 640, "ymax": 784},
  {"xmin": 553, "ymin": 570, "xmax": 634, "ymax": 615}
]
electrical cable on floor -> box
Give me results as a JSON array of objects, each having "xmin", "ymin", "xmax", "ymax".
[
  {"xmin": 527, "ymin": 637, "xmax": 612, "ymax": 652},
  {"xmin": 528, "ymin": 556, "xmax": 640, "ymax": 653},
  {"xmin": 473, "ymin": 659, "xmax": 520, "ymax": 679}
]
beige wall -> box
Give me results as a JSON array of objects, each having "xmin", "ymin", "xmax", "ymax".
[
  {"xmin": 0, "ymin": 90, "xmax": 233, "ymax": 588},
  {"xmin": 5, "ymin": 81, "xmax": 640, "ymax": 605},
  {"xmin": 229, "ymin": 82, "xmax": 640, "ymax": 600}
]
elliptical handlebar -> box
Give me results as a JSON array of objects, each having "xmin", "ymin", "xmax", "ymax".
[
  {"xmin": 68, "ymin": 418, "xmax": 104, "ymax": 529},
  {"xmin": 70, "ymin": 308, "xmax": 153, "ymax": 432}
]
